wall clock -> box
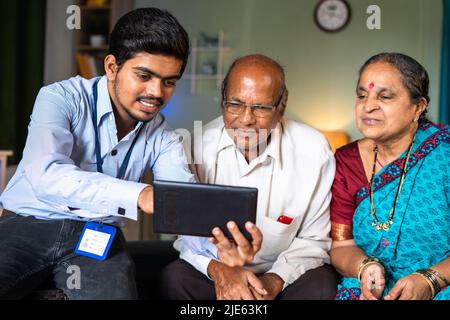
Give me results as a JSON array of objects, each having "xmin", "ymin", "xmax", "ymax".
[{"xmin": 314, "ymin": 0, "xmax": 351, "ymax": 32}]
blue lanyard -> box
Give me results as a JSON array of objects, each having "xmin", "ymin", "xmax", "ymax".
[{"xmin": 91, "ymin": 80, "xmax": 144, "ymax": 180}]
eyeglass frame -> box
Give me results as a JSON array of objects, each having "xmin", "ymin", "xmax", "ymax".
[{"xmin": 221, "ymin": 87, "xmax": 286, "ymax": 118}]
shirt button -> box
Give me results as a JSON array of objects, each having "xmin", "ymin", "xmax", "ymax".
[{"xmin": 111, "ymin": 150, "xmax": 118, "ymax": 156}]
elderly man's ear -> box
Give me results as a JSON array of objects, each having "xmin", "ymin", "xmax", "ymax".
[{"xmin": 279, "ymin": 90, "xmax": 288, "ymax": 116}]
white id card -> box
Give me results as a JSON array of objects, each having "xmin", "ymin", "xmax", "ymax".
[{"xmin": 75, "ymin": 222, "xmax": 116, "ymax": 261}]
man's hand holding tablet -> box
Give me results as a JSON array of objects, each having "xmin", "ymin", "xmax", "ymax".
[
  {"xmin": 209, "ymin": 220, "xmax": 263, "ymax": 267},
  {"xmin": 153, "ymin": 180, "xmax": 262, "ymax": 265}
]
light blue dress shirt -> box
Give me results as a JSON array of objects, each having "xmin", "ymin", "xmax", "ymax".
[{"xmin": 0, "ymin": 76, "xmax": 195, "ymax": 224}]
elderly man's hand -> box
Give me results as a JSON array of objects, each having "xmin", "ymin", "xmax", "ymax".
[
  {"xmin": 209, "ymin": 221, "xmax": 263, "ymax": 267},
  {"xmin": 208, "ymin": 260, "xmax": 267, "ymax": 300},
  {"xmin": 250, "ymin": 273, "xmax": 284, "ymax": 300}
]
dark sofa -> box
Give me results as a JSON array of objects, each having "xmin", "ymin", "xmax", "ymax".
[{"xmin": 129, "ymin": 240, "xmax": 179, "ymax": 300}]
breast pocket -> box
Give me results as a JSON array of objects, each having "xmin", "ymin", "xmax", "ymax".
[{"xmin": 256, "ymin": 216, "xmax": 301, "ymax": 262}]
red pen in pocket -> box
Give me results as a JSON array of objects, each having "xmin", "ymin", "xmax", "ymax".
[{"xmin": 277, "ymin": 214, "xmax": 293, "ymax": 225}]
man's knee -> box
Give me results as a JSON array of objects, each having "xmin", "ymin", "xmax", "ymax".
[
  {"xmin": 160, "ymin": 259, "xmax": 192, "ymax": 299},
  {"xmin": 56, "ymin": 256, "xmax": 138, "ymax": 300},
  {"xmin": 161, "ymin": 260, "xmax": 182, "ymax": 286},
  {"xmin": 303, "ymin": 265, "xmax": 340, "ymax": 299},
  {"xmin": 281, "ymin": 265, "xmax": 341, "ymax": 300},
  {"xmin": 160, "ymin": 259, "xmax": 215, "ymax": 300}
]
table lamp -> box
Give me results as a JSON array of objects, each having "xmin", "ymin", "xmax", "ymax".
[{"xmin": 321, "ymin": 131, "xmax": 349, "ymax": 153}]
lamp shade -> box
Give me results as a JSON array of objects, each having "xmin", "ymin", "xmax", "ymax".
[{"xmin": 321, "ymin": 131, "xmax": 349, "ymax": 153}]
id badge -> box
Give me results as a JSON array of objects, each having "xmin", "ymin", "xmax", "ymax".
[{"xmin": 75, "ymin": 222, "xmax": 116, "ymax": 261}]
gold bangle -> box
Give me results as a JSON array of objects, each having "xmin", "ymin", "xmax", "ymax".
[
  {"xmin": 419, "ymin": 269, "xmax": 441, "ymax": 295},
  {"xmin": 358, "ymin": 256, "xmax": 382, "ymax": 282},
  {"xmin": 413, "ymin": 271, "xmax": 436, "ymax": 298},
  {"xmin": 428, "ymin": 269, "xmax": 449, "ymax": 287},
  {"xmin": 417, "ymin": 269, "xmax": 441, "ymax": 296}
]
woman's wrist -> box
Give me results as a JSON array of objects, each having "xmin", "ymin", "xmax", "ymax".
[
  {"xmin": 413, "ymin": 269, "xmax": 440, "ymax": 299},
  {"xmin": 428, "ymin": 268, "xmax": 449, "ymax": 288},
  {"xmin": 412, "ymin": 268, "xmax": 448, "ymax": 299},
  {"xmin": 357, "ymin": 256, "xmax": 384, "ymax": 282}
]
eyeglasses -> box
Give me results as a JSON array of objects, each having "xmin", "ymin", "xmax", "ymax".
[{"xmin": 222, "ymin": 88, "xmax": 285, "ymax": 118}]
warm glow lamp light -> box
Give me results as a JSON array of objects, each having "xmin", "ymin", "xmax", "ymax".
[{"xmin": 321, "ymin": 131, "xmax": 350, "ymax": 153}]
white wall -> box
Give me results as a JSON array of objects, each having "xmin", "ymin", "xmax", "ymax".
[{"xmin": 44, "ymin": 0, "xmax": 77, "ymax": 85}]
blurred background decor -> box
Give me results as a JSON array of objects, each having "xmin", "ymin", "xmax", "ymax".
[{"xmin": 1, "ymin": 0, "xmax": 449, "ymax": 241}]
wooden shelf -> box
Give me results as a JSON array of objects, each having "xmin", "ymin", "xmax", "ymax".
[
  {"xmin": 0, "ymin": 150, "xmax": 13, "ymax": 192},
  {"xmin": 76, "ymin": 1, "xmax": 112, "ymax": 78},
  {"xmin": 186, "ymin": 31, "xmax": 231, "ymax": 95},
  {"xmin": 0, "ymin": 150, "xmax": 13, "ymax": 157}
]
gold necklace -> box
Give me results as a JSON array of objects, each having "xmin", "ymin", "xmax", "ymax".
[{"xmin": 369, "ymin": 133, "xmax": 416, "ymax": 232}]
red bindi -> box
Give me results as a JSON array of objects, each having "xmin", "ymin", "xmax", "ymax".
[{"xmin": 368, "ymin": 82, "xmax": 375, "ymax": 90}]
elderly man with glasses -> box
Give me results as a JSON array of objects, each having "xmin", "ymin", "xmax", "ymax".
[{"xmin": 161, "ymin": 54, "xmax": 340, "ymax": 300}]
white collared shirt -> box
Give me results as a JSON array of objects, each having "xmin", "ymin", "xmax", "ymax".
[{"xmin": 176, "ymin": 116, "xmax": 336, "ymax": 288}]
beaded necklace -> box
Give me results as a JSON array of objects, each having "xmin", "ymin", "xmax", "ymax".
[{"xmin": 369, "ymin": 132, "xmax": 416, "ymax": 232}]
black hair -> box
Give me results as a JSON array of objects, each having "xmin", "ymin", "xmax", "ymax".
[
  {"xmin": 359, "ymin": 52, "xmax": 430, "ymax": 121},
  {"xmin": 108, "ymin": 7, "xmax": 190, "ymax": 74}
]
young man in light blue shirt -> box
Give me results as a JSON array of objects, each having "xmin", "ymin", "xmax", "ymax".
[{"xmin": 0, "ymin": 8, "xmax": 194, "ymax": 299}]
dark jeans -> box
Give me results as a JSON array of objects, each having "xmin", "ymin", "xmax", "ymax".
[
  {"xmin": 160, "ymin": 259, "xmax": 340, "ymax": 300},
  {"xmin": 0, "ymin": 214, "xmax": 137, "ymax": 299}
]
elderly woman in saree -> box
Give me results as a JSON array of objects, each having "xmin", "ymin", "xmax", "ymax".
[{"xmin": 331, "ymin": 52, "xmax": 449, "ymax": 300}]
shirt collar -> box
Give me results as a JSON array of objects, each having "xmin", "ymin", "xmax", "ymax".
[
  {"xmin": 217, "ymin": 125, "xmax": 235, "ymax": 152},
  {"xmin": 95, "ymin": 76, "xmax": 114, "ymax": 126},
  {"xmin": 94, "ymin": 75, "xmax": 145, "ymax": 141},
  {"xmin": 264, "ymin": 120, "xmax": 282, "ymax": 167}
]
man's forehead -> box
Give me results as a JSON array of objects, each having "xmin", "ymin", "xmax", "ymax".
[
  {"xmin": 123, "ymin": 52, "xmax": 182, "ymax": 73},
  {"xmin": 228, "ymin": 72, "xmax": 279, "ymax": 92}
]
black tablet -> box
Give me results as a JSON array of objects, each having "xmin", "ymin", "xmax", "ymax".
[{"xmin": 153, "ymin": 180, "xmax": 258, "ymax": 241}]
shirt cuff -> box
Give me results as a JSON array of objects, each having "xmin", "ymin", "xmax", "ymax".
[
  {"xmin": 181, "ymin": 235, "xmax": 218, "ymax": 259},
  {"xmin": 266, "ymin": 259, "xmax": 300, "ymax": 290},
  {"xmin": 180, "ymin": 247, "xmax": 214, "ymax": 278},
  {"xmin": 105, "ymin": 180, "xmax": 149, "ymax": 221}
]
